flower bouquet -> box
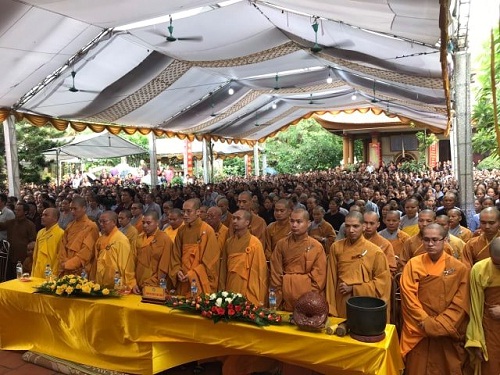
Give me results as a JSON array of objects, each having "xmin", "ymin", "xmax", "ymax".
[
  {"xmin": 166, "ymin": 291, "xmax": 282, "ymax": 327},
  {"xmin": 35, "ymin": 275, "xmax": 119, "ymax": 297}
]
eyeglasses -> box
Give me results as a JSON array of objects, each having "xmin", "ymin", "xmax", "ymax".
[
  {"xmin": 98, "ymin": 219, "xmax": 113, "ymax": 225},
  {"xmin": 422, "ymin": 237, "xmax": 445, "ymax": 244}
]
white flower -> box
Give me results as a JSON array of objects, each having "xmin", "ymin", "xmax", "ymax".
[
  {"xmin": 225, "ymin": 298, "xmax": 233, "ymax": 304},
  {"xmin": 209, "ymin": 293, "xmax": 217, "ymax": 300},
  {"xmin": 215, "ymin": 297, "xmax": 223, "ymax": 307},
  {"xmin": 222, "ymin": 291, "xmax": 228, "ymax": 297},
  {"xmin": 236, "ymin": 293, "xmax": 242, "ymax": 298}
]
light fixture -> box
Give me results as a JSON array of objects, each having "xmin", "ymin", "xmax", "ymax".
[
  {"xmin": 326, "ymin": 72, "xmax": 333, "ymax": 84},
  {"xmin": 272, "ymin": 102, "xmax": 277, "ymax": 110},
  {"xmin": 351, "ymin": 93, "xmax": 357, "ymax": 100},
  {"xmin": 228, "ymin": 87, "xmax": 234, "ymax": 95},
  {"xmin": 311, "ymin": 18, "xmax": 322, "ymax": 53},
  {"xmin": 274, "ymin": 74, "xmax": 280, "ymax": 90}
]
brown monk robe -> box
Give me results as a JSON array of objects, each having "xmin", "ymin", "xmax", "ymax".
[
  {"xmin": 401, "ymin": 224, "xmax": 470, "ymax": 375},
  {"xmin": 264, "ymin": 199, "xmax": 292, "ymax": 260},
  {"xmin": 232, "ymin": 191, "xmax": 267, "ymax": 248},
  {"xmin": 58, "ymin": 196, "xmax": 99, "ymax": 277},
  {"xmin": 134, "ymin": 224, "xmax": 173, "ymax": 290},
  {"xmin": 326, "ymin": 212, "xmax": 391, "ymax": 319},
  {"xmin": 379, "ymin": 210, "xmax": 411, "ymax": 271},
  {"xmin": 462, "ymin": 208, "xmax": 500, "ymax": 268},
  {"xmin": 309, "ymin": 206, "xmax": 336, "ymax": 254},
  {"xmin": 170, "ymin": 199, "xmax": 220, "ymax": 296},
  {"xmin": 219, "ymin": 210, "xmax": 267, "ymax": 306},
  {"xmin": 117, "ymin": 210, "xmax": 138, "ymax": 258},
  {"xmin": 363, "ymin": 211, "xmax": 397, "ymax": 275},
  {"xmin": 270, "ymin": 208, "xmax": 326, "ymax": 312},
  {"xmin": 466, "ymin": 238, "xmax": 500, "ymax": 375}
]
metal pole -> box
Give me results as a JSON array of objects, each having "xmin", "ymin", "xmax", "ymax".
[
  {"xmin": 253, "ymin": 144, "xmax": 260, "ymax": 177},
  {"xmin": 202, "ymin": 138, "xmax": 209, "ymax": 184},
  {"xmin": 148, "ymin": 132, "xmax": 158, "ymax": 187},
  {"xmin": 2, "ymin": 115, "xmax": 20, "ymax": 197}
]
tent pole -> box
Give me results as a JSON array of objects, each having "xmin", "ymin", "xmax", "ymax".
[
  {"xmin": 56, "ymin": 148, "xmax": 60, "ymax": 186},
  {"xmin": 148, "ymin": 133, "xmax": 158, "ymax": 187},
  {"xmin": 202, "ymin": 138, "xmax": 209, "ymax": 184},
  {"xmin": 2, "ymin": 115, "xmax": 20, "ymax": 197},
  {"xmin": 253, "ymin": 144, "xmax": 260, "ymax": 177}
]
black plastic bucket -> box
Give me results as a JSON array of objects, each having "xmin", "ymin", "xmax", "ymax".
[{"xmin": 346, "ymin": 296, "xmax": 387, "ymax": 336}]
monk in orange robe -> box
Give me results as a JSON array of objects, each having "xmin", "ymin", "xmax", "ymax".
[
  {"xmin": 400, "ymin": 224, "xmax": 469, "ymax": 375},
  {"xmin": 117, "ymin": 209, "xmax": 138, "ymax": 258},
  {"xmin": 170, "ymin": 198, "xmax": 220, "ymax": 296},
  {"xmin": 379, "ymin": 210, "xmax": 411, "ymax": 271},
  {"xmin": 219, "ymin": 210, "xmax": 267, "ymax": 305},
  {"xmin": 309, "ymin": 206, "xmax": 336, "ymax": 254},
  {"xmin": 270, "ymin": 208, "xmax": 326, "ymax": 312},
  {"xmin": 206, "ymin": 206, "xmax": 229, "ymax": 254},
  {"xmin": 231, "ymin": 191, "xmax": 267, "ymax": 248},
  {"xmin": 132, "ymin": 211, "xmax": 173, "ymax": 292},
  {"xmin": 363, "ymin": 211, "xmax": 397, "ymax": 275},
  {"xmin": 58, "ymin": 196, "xmax": 99, "ymax": 276},
  {"xmin": 462, "ymin": 207, "xmax": 500, "ymax": 268},
  {"xmin": 265, "ymin": 199, "xmax": 291, "ymax": 260},
  {"xmin": 448, "ymin": 208, "xmax": 473, "ymax": 243},
  {"xmin": 326, "ymin": 211, "xmax": 391, "ymax": 319}
]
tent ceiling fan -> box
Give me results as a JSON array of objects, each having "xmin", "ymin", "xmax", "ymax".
[
  {"xmin": 308, "ymin": 93, "xmax": 325, "ymax": 105},
  {"xmin": 151, "ymin": 16, "xmax": 203, "ymax": 43},
  {"xmin": 66, "ymin": 70, "xmax": 99, "ymax": 94}
]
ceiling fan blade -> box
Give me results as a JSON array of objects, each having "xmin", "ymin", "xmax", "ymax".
[
  {"xmin": 146, "ymin": 29, "xmax": 169, "ymax": 39},
  {"xmin": 177, "ymin": 36, "xmax": 203, "ymax": 42}
]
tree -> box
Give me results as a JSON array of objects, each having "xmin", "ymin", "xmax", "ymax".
[
  {"xmin": 472, "ymin": 27, "xmax": 500, "ymax": 156},
  {"xmin": 264, "ymin": 118, "xmax": 343, "ymax": 173}
]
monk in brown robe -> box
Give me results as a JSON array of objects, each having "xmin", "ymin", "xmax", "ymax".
[
  {"xmin": 435, "ymin": 214, "xmax": 466, "ymax": 260},
  {"xmin": 448, "ymin": 208, "xmax": 473, "ymax": 243},
  {"xmin": 219, "ymin": 210, "xmax": 267, "ymax": 305},
  {"xmin": 117, "ymin": 210, "xmax": 138, "ymax": 258},
  {"xmin": 132, "ymin": 211, "xmax": 173, "ymax": 292},
  {"xmin": 217, "ymin": 197, "xmax": 233, "ymax": 229},
  {"xmin": 309, "ymin": 206, "xmax": 336, "ymax": 254},
  {"xmin": 400, "ymin": 224, "xmax": 470, "ymax": 375},
  {"xmin": 265, "ymin": 199, "xmax": 292, "ymax": 260},
  {"xmin": 466, "ymin": 238, "xmax": 500, "ymax": 375},
  {"xmin": 379, "ymin": 210, "xmax": 410, "ymax": 271},
  {"xmin": 170, "ymin": 198, "xmax": 220, "ymax": 296},
  {"xmin": 58, "ymin": 196, "xmax": 99, "ymax": 277},
  {"xmin": 326, "ymin": 211, "xmax": 391, "ymax": 319},
  {"xmin": 363, "ymin": 211, "xmax": 397, "ymax": 275},
  {"xmin": 206, "ymin": 206, "xmax": 229, "ymax": 254},
  {"xmin": 270, "ymin": 208, "xmax": 326, "ymax": 312},
  {"xmin": 462, "ymin": 207, "xmax": 500, "ymax": 268},
  {"xmin": 231, "ymin": 191, "xmax": 267, "ymax": 248}
]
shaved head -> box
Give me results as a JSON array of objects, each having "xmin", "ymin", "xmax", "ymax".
[{"xmin": 490, "ymin": 238, "xmax": 500, "ymax": 258}]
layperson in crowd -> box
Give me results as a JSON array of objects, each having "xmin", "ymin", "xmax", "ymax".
[
  {"xmin": 363, "ymin": 211, "xmax": 397, "ymax": 275},
  {"xmin": 462, "ymin": 207, "xmax": 500, "ymax": 268},
  {"xmin": 90, "ymin": 211, "xmax": 136, "ymax": 290},
  {"xmin": 117, "ymin": 210, "xmax": 138, "ymax": 258},
  {"xmin": 58, "ymin": 196, "xmax": 99, "ymax": 277},
  {"xmin": 205, "ymin": 206, "xmax": 229, "ymax": 253},
  {"xmin": 0, "ymin": 203, "xmax": 37, "ymax": 279},
  {"xmin": 264, "ymin": 199, "xmax": 292, "ymax": 260},
  {"xmin": 31, "ymin": 208, "xmax": 64, "ymax": 278},
  {"xmin": 270, "ymin": 208, "xmax": 326, "ymax": 311},
  {"xmin": 436, "ymin": 191, "xmax": 468, "ymax": 228},
  {"xmin": 400, "ymin": 224, "xmax": 469, "ymax": 375},
  {"xmin": 448, "ymin": 208, "xmax": 473, "ymax": 242},
  {"xmin": 160, "ymin": 200, "xmax": 173, "ymax": 230},
  {"xmin": 466, "ymin": 237, "xmax": 500, "ymax": 375},
  {"xmin": 379, "ymin": 210, "xmax": 411, "ymax": 267},
  {"xmin": 114, "ymin": 187, "xmax": 135, "ymax": 214},
  {"xmin": 219, "ymin": 209, "xmax": 267, "ymax": 305},
  {"xmin": 143, "ymin": 193, "xmax": 161, "ymax": 219},
  {"xmin": 326, "ymin": 211, "xmax": 391, "ymax": 319},
  {"xmin": 85, "ymin": 194, "xmax": 102, "ymax": 223},
  {"xmin": 309, "ymin": 206, "xmax": 336, "ymax": 254},
  {"xmin": 217, "ymin": 197, "xmax": 233, "ymax": 228},
  {"xmin": 57, "ymin": 198, "xmax": 73, "ymax": 230},
  {"xmin": 132, "ymin": 211, "xmax": 172, "ymax": 293},
  {"xmin": 470, "ymin": 197, "xmax": 496, "ymax": 233},
  {"xmin": 130, "ymin": 202, "xmax": 144, "ymax": 234},
  {"xmin": 0, "ymin": 193, "xmax": 15, "ymax": 242},
  {"xmin": 170, "ymin": 198, "xmax": 220, "ymax": 296},
  {"xmin": 163, "ymin": 208, "xmax": 184, "ymax": 243},
  {"xmin": 435, "ymin": 214, "xmax": 465, "ymax": 260},
  {"xmin": 324, "ymin": 198, "xmax": 345, "ymax": 233},
  {"xmin": 232, "ymin": 191, "xmax": 267, "ymax": 248},
  {"xmin": 399, "ymin": 198, "xmax": 420, "ymax": 236},
  {"xmin": 198, "ymin": 205, "xmax": 209, "ymax": 222},
  {"xmin": 361, "ymin": 186, "xmax": 379, "ymax": 215}
]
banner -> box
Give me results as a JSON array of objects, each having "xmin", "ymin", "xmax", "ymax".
[
  {"xmin": 184, "ymin": 139, "xmax": 193, "ymax": 178},
  {"xmin": 428, "ymin": 142, "xmax": 437, "ymax": 168},
  {"xmin": 369, "ymin": 142, "xmax": 381, "ymax": 168}
]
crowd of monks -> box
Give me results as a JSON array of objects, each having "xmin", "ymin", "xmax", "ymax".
[{"xmin": 3, "ymin": 184, "xmax": 500, "ymax": 375}]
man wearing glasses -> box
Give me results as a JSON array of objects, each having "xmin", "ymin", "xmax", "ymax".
[{"xmin": 400, "ymin": 223, "xmax": 469, "ymax": 374}]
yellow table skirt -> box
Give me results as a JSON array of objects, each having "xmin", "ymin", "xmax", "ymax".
[{"xmin": 0, "ymin": 279, "xmax": 404, "ymax": 374}]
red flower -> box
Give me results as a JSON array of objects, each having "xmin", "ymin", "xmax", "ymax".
[
  {"xmin": 201, "ymin": 310, "xmax": 207, "ymax": 317},
  {"xmin": 259, "ymin": 311, "xmax": 265, "ymax": 318},
  {"xmin": 216, "ymin": 307, "xmax": 225, "ymax": 315},
  {"xmin": 235, "ymin": 305, "xmax": 242, "ymax": 312},
  {"xmin": 228, "ymin": 308, "xmax": 235, "ymax": 316},
  {"xmin": 206, "ymin": 311, "xmax": 212, "ymax": 318},
  {"xmin": 245, "ymin": 305, "xmax": 251, "ymax": 311}
]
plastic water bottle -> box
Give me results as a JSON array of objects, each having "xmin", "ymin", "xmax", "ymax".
[
  {"xmin": 159, "ymin": 277, "xmax": 167, "ymax": 290},
  {"xmin": 44, "ymin": 264, "xmax": 52, "ymax": 281},
  {"xmin": 269, "ymin": 288, "xmax": 277, "ymax": 312},
  {"xmin": 114, "ymin": 270, "xmax": 121, "ymax": 290},
  {"xmin": 81, "ymin": 269, "xmax": 87, "ymax": 280},
  {"xmin": 190, "ymin": 279, "xmax": 198, "ymax": 298},
  {"xmin": 16, "ymin": 261, "xmax": 23, "ymax": 279}
]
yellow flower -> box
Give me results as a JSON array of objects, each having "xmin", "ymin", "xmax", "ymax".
[
  {"xmin": 82, "ymin": 285, "xmax": 92, "ymax": 294},
  {"xmin": 75, "ymin": 284, "xmax": 82, "ymax": 289},
  {"xmin": 55, "ymin": 287, "xmax": 64, "ymax": 295},
  {"xmin": 60, "ymin": 284, "xmax": 68, "ymax": 290},
  {"xmin": 69, "ymin": 278, "xmax": 77, "ymax": 285},
  {"xmin": 93, "ymin": 284, "xmax": 100, "ymax": 292},
  {"xmin": 50, "ymin": 284, "xmax": 56, "ymax": 290},
  {"xmin": 65, "ymin": 286, "xmax": 74, "ymax": 295},
  {"xmin": 102, "ymin": 288, "xmax": 110, "ymax": 296}
]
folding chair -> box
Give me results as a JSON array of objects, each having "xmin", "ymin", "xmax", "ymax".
[{"xmin": 0, "ymin": 240, "xmax": 10, "ymax": 282}]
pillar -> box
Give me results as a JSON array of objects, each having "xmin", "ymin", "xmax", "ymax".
[
  {"xmin": 3, "ymin": 115, "xmax": 20, "ymax": 197},
  {"xmin": 342, "ymin": 134, "xmax": 349, "ymax": 165},
  {"xmin": 148, "ymin": 132, "xmax": 158, "ymax": 187}
]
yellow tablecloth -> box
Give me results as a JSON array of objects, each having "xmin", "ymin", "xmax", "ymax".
[{"xmin": 0, "ymin": 279, "xmax": 404, "ymax": 374}]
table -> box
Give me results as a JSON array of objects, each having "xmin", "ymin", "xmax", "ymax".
[{"xmin": 0, "ymin": 279, "xmax": 404, "ymax": 374}]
